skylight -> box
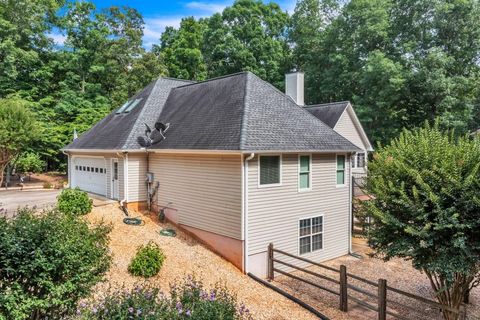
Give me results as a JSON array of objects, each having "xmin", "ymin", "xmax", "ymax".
[
  {"xmin": 124, "ymin": 98, "xmax": 142, "ymax": 113},
  {"xmin": 115, "ymin": 101, "xmax": 131, "ymax": 114}
]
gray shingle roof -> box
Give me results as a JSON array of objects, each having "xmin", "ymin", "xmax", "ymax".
[
  {"xmin": 65, "ymin": 78, "xmax": 193, "ymax": 150},
  {"xmin": 148, "ymin": 72, "xmax": 360, "ymax": 151},
  {"xmin": 65, "ymin": 72, "xmax": 360, "ymax": 152},
  {"xmin": 304, "ymin": 101, "xmax": 350, "ymax": 128}
]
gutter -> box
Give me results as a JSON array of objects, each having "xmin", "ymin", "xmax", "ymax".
[
  {"xmin": 348, "ymin": 152, "xmax": 353, "ymax": 254},
  {"xmin": 243, "ymin": 153, "xmax": 255, "ymax": 273}
]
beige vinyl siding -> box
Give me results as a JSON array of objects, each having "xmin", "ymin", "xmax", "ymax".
[
  {"xmin": 247, "ymin": 153, "xmax": 351, "ymax": 267},
  {"xmin": 127, "ymin": 154, "xmax": 147, "ymax": 201},
  {"xmin": 149, "ymin": 153, "xmax": 242, "ymax": 239},
  {"xmin": 334, "ymin": 108, "xmax": 367, "ymax": 151}
]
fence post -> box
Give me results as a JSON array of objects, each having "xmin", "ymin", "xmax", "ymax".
[
  {"xmin": 378, "ymin": 279, "xmax": 387, "ymax": 320},
  {"xmin": 339, "ymin": 265, "xmax": 348, "ymax": 312},
  {"xmin": 267, "ymin": 243, "xmax": 274, "ymax": 281}
]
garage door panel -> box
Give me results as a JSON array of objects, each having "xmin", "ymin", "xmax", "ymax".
[{"xmin": 72, "ymin": 157, "xmax": 106, "ymax": 196}]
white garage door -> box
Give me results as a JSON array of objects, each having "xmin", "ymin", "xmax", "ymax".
[{"xmin": 72, "ymin": 157, "xmax": 106, "ymax": 196}]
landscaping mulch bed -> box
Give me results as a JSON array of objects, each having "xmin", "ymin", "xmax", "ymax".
[
  {"xmin": 85, "ymin": 205, "xmax": 318, "ymax": 320},
  {"xmin": 273, "ymin": 238, "xmax": 479, "ymax": 320}
]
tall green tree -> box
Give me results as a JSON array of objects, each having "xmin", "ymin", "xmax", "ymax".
[
  {"xmin": 154, "ymin": 17, "xmax": 208, "ymax": 81},
  {"xmin": 364, "ymin": 122, "xmax": 480, "ymax": 319},
  {"xmin": 0, "ymin": 98, "xmax": 36, "ymax": 187},
  {"xmin": 291, "ymin": 0, "xmax": 480, "ymax": 144},
  {"xmin": 203, "ymin": 0, "xmax": 291, "ymax": 88}
]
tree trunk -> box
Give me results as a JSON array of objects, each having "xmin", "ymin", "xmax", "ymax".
[{"xmin": 425, "ymin": 270, "xmax": 473, "ymax": 320}]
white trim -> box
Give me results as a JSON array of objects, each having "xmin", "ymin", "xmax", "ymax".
[
  {"xmin": 257, "ymin": 154, "xmax": 282, "ymax": 188},
  {"xmin": 64, "ymin": 148, "xmax": 362, "ymax": 154},
  {"xmin": 297, "ymin": 215, "xmax": 325, "ymax": 256},
  {"xmin": 297, "ymin": 153, "xmax": 312, "ymax": 192},
  {"xmin": 111, "ymin": 158, "xmax": 119, "ymax": 200},
  {"xmin": 335, "ymin": 153, "xmax": 347, "ymax": 187},
  {"xmin": 124, "ymin": 153, "xmax": 129, "ymax": 203},
  {"xmin": 243, "ymin": 153, "xmax": 254, "ymax": 273}
]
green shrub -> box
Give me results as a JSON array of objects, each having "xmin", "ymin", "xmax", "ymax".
[
  {"xmin": 57, "ymin": 187, "xmax": 93, "ymax": 216},
  {"xmin": 76, "ymin": 276, "xmax": 252, "ymax": 319},
  {"xmin": 0, "ymin": 208, "xmax": 111, "ymax": 319},
  {"xmin": 15, "ymin": 152, "xmax": 45, "ymax": 173},
  {"xmin": 128, "ymin": 241, "xmax": 165, "ymax": 277}
]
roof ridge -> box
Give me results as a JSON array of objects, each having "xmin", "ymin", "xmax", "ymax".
[
  {"xmin": 239, "ymin": 72, "xmax": 250, "ymax": 150},
  {"xmin": 159, "ymin": 76, "xmax": 197, "ymax": 83},
  {"xmin": 174, "ymin": 71, "xmax": 250, "ymax": 89},
  {"xmin": 305, "ymin": 101, "xmax": 351, "ymax": 108},
  {"xmin": 122, "ymin": 78, "xmax": 160, "ymax": 149}
]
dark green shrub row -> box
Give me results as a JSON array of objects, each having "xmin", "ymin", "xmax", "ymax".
[
  {"xmin": 76, "ymin": 276, "xmax": 252, "ymax": 319},
  {"xmin": 0, "ymin": 208, "xmax": 111, "ymax": 319},
  {"xmin": 128, "ymin": 241, "xmax": 165, "ymax": 277}
]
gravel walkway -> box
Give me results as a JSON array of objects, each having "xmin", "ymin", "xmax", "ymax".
[
  {"xmin": 272, "ymin": 238, "xmax": 479, "ymax": 320},
  {"xmin": 85, "ymin": 205, "xmax": 318, "ymax": 320}
]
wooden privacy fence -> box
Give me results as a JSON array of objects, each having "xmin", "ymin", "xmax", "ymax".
[{"xmin": 267, "ymin": 243, "xmax": 465, "ymax": 320}]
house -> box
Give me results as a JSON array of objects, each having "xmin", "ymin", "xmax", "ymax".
[{"xmin": 63, "ymin": 71, "xmax": 372, "ymax": 277}]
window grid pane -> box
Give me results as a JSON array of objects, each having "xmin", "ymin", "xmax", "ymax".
[
  {"xmin": 299, "ymin": 219, "xmax": 311, "ymax": 236},
  {"xmin": 312, "ymin": 216, "xmax": 323, "ymax": 234},
  {"xmin": 300, "ymin": 155, "xmax": 310, "ymax": 173},
  {"xmin": 260, "ymin": 156, "xmax": 280, "ymax": 185},
  {"xmin": 312, "ymin": 234, "xmax": 323, "ymax": 251},
  {"xmin": 299, "ymin": 173, "xmax": 310, "ymax": 189},
  {"xmin": 299, "ymin": 236, "xmax": 311, "ymax": 255}
]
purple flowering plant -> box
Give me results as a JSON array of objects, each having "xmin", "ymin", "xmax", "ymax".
[{"xmin": 77, "ymin": 276, "xmax": 252, "ymax": 319}]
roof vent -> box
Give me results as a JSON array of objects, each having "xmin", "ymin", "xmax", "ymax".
[{"xmin": 143, "ymin": 122, "xmax": 170, "ymax": 146}]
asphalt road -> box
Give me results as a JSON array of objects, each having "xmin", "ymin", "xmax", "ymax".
[{"xmin": 0, "ymin": 189, "xmax": 60, "ymax": 217}]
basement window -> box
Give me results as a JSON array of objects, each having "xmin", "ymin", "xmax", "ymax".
[
  {"xmin": 299, "ymin": 216, "xmax": 323, "ymax": 254},
  {"xmin": 259, "ymin": 155, "xmax": 281, "ymax": 186}
]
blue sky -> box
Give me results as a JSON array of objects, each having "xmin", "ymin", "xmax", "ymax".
[{"xmin": 51, "ymin": 1, "xmax": 297, "ymax": 48}]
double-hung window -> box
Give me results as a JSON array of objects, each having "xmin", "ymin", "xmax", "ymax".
[
  {"xmin": 356, "ymin": 153, "xmax": 366, "ymax": 168},
  {"xmin": 299, "ymin": 155, "xmax": 311, "ymax": 190},
  {"xmin": 336, "ymin": 155, "xmax": 345, "ymax": 185},
  {"xmin": 299, "ymin": 216, "xmax": 323, "ymax": 254},
  {"xmin": 259, "ymin": 155, "xmax": 281, "ymax": 186}
]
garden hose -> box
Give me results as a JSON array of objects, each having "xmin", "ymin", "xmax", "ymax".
[{"xmin": 123, "ymin": 217, "xmax": 145, "ymax": 226}]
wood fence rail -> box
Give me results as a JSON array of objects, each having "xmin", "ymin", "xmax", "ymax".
[{"xmin": 267, "ymin": 243, "xmax": 464, "ymax": 320}]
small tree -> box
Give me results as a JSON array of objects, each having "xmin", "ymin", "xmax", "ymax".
[
  {"xmin": 0, "ymin": 208, "xmax": 111, "ymax": 319},
  {"xmin": 0, "ymin": 98, "xmax": 36, "ymax": 187},
  {"xmin": 15, "ymin": 152, "xmax": 45, "ymax": 174},
  {"xmin": 364, "ymin": 122, "xmax": 480, "ymax": 320}
]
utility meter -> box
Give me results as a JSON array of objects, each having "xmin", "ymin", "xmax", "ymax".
[{"xmin": 146, "ymin": 172, "xmax": 154, "ymax": 183}]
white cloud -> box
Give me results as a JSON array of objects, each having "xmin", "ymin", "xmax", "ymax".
[
  {"xmin": 185, "ymin": 1, "xmax": 227, "ymax": 14},
  {"xmin": 143, "ymin": 16, "xmax": 183, "ymax": 49},
  {"xmin": 48, "ymin": 32, "xmax": 67, "ymax": 46}
]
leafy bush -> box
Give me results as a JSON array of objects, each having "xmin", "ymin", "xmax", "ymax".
[
  {"xmin": 0, "ymin": 208, "xmax": 111, "ymax": 319},
  {"xmin": 57, "ymin": 187, "xmax": 93, "ymax": 216},
  {"xmin": 15, "ymin": 152, "xmax": 45, "ymax": 173},
  {"xmin": 76, "ymin": 276, "xmax": 252, "ymax": 319},
  {"xmin": 128, "ymin": 241, "xmax": 165, "ymax": 277}
]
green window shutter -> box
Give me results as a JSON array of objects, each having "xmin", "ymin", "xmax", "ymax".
[
  {"xmin": 260, "ymin": 156, "xmax": 280, "ymax": 185},
  {"xmin": 299, "ymin": 155, "xmax": 311, "ymax": 189},
  {"xmin": 337, "ymin": 155, "xmax": 345, "ymax": 184}
]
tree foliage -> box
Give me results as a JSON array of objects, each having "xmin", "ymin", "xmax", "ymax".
[
  {"xmin": 363, "ymin": 122, "xmax": 480, "ymax": 319},
  {"xmin": 0, "ymin": 98, "xmax": 36, "ymax": 186},
  {"xmin": 291, "ymin": 0, "xmax": 480, "ymax": 143}
]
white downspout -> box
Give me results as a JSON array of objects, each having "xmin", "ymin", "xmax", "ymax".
[
  {"xmin": 117, "ymin": 152, "xmax": 129, "ymax": 207},
  {"xmin": 348, "ymin": 152, "xmax": 354, "ymax": 254},
  {"xmin": 243, "ymin": 153, "xmax": 255, "ymax": 273}
]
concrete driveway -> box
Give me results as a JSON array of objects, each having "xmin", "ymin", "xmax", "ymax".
[{"xmin": 0, "ymin": 189, "xmax": 60, "ymax": 217}]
